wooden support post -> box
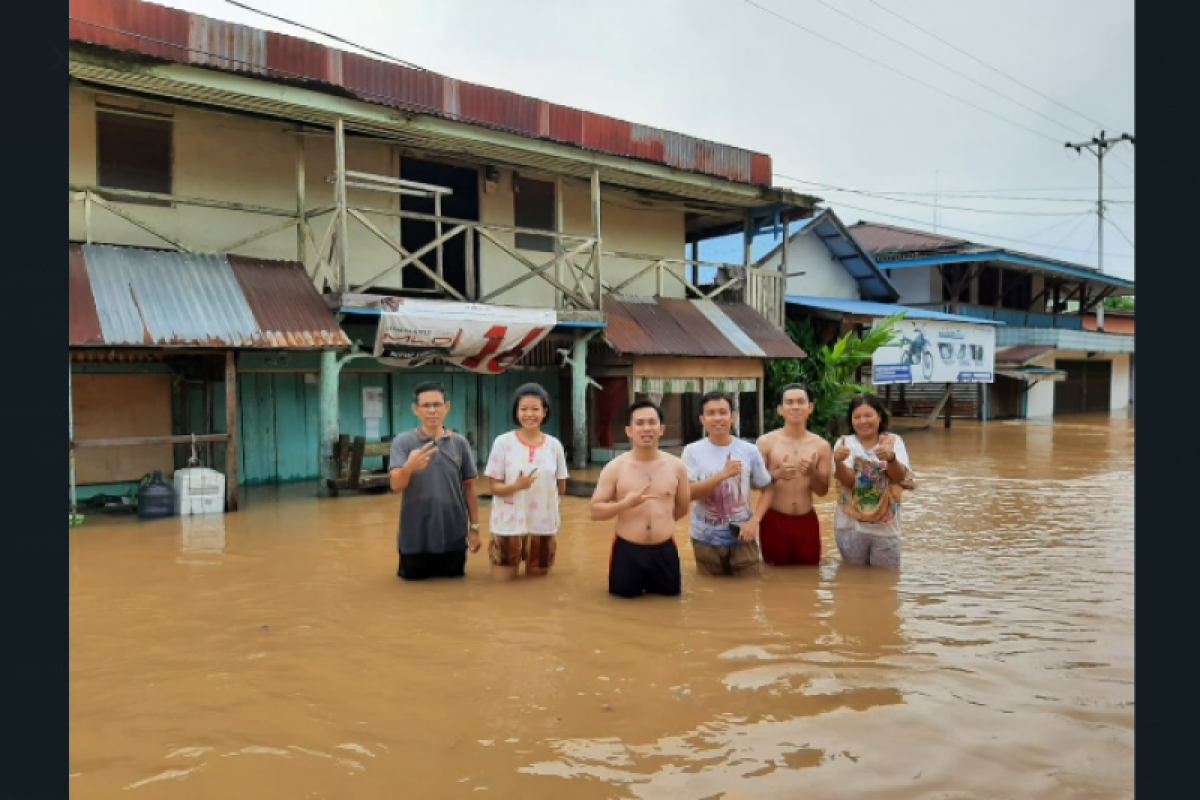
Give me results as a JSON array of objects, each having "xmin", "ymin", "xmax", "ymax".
[
  {"xmin": 556, "ymin": 176, "xmax": 566, "ymax": 310},
  {"xmin": 944, "ymin": 384, "xmax": 954, "ymax": 430},
  {"xmin": 435, "ymin": 193, "xmax": 445, "ymax": 286},
  {"xmin": 744, "ymin": 217, "xmax": 754, "ymax": 270},
  {"xmin": 592, "ymin": 169, "xmax": 604, "ymax": 310},
  {"xmin": 758, "ymin": 379, "xmax": 767, "ymax": 440},
  {"xmin": 781, "ymin": 215, "xmax": 791, "ymax": 288},
  {"xmin": 296, "ymin": 132, "xmax": 308, "ymax": 265},
  {"xmin": 225, "ymin": 351, "xmax": 239, "ymax": 512},
  {"xmin": 335, "ymin": 119, "xmax": 351, "ymax": 293},
  {"xmin": 84, "ymin": 193, "xmax": 93, "ymax": 246}
]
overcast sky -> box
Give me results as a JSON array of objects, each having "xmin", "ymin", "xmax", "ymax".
[{"xmin": 157, "ymin": 0, "xmax": 1136, "ymax": 281}]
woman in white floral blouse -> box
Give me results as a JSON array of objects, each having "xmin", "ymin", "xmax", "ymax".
[{"xmin": 485, "ymin": 384, "xmax": 571, "ymax": 582}]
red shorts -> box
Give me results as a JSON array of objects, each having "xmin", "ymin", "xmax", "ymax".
[{"xmin": 761, "ymin": 510, "xmax": 823, "ymax": 567}]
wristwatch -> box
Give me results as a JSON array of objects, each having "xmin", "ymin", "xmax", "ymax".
[{"xmin": 470, "ymin": 524, "xmax": 481, "ymax": 533}]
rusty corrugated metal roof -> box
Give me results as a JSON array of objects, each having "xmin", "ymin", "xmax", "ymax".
[
  {"xmin": 69, "ymin": 244, "xmax": 350, "ymax": 350},
  {"xmin": 717, "ymin": 303, "xmax": 808, "ymax": 360},
  {"xmin": 604, "ymin": 298, "xmax": 806, "ymax": 360},
  {"xmin": 229, "ymin": 256, "xmax": 352, "ymax": 349},
  {"xmin": 995, "ymin": 347, "xmax": 1055, "ymax": 366},
  {"xmin": 68, "ymin": 0, "xmax": 774, "ymax": 187},
  {"xmin": 69, "ymin": 244, "xmax": 105, "ymax": 347},
  {"xmin": 849, "ymin": 222, "xmax": 971, "ymax": 257}
]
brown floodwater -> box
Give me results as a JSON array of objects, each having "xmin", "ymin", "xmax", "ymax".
[{"xmin": 70, "ymin": 413, "xmax": 1135, "ymax": 799}]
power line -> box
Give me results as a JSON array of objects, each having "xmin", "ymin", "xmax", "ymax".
[
  {"xmin": 827, "ymin": 200, "xmax": 1134, "ymax": 259},
  {"xmin": 777, "ymin": 177, "xmax": 1135, "ymax": 205},
  {"xmin": 224, "ymin": 1, "xmax": 429, "ymax": 72},
  {"xmin": 736, "ymin": 0, "xmax": 1064, "ymax": 145},
  {"xmin": 804, "ymin": 0, "xmax": 1090, "ymax": 138},
  {"xmin": 866, "ymin": 0, "xmax": 1131, "ymax": 137},
  {"xmin": 775, "ymin": 174, "xmax": 1100, "ymax": 216},
  {"xmin": 1106, "ymin": 218, "xmax": 1136, "ymax": 250},
  {"xmin": 1047, "ymin": 214, "xmax": 1092, "ymax": 253}
]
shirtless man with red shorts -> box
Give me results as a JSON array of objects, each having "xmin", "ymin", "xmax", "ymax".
[{"xmin": 757, "ymin": 384, "xmax": 833, "ymax": 567}]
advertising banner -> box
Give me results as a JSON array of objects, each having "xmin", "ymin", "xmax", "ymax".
[
  {"xmin": 873, "ymin": 320, "xmax": 996, "ymax": 385},
  {"xmin": 375, "ymin": 299, "xmax": 557, "ymax": 374}
]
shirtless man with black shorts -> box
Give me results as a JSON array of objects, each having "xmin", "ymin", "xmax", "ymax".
[{"xmin": 591, "ymin": 401, "xmax": 691, "ymax": 599}]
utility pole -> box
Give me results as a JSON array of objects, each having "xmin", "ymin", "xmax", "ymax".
[{"xmin": 1065, "ymin": 131, "xmax": 1135, "ymax": 332}]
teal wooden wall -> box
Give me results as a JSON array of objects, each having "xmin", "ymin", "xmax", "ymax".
[
  {"xmin": 70, "ymin": 357, "xmax": 561, "ymax": 490},
  {"xmin": 238, "ymin": 367, "xmax": 561, "ymax": 486}
]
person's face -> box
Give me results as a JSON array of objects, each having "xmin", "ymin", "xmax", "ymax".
[
  {"xmin": 701, "ymin": 400, "xmax": 734, "ymax": 439},
  {"xmin": 518, "ymin": 397, "xmax": 548, "ymax": 431},
  {"xmin": 413, "ymin": 391, "xmax": 451, "ymax": 430},
  {"xmin": 778, "ymin": 390, "xmax": 814, "ymax": 428},
  {"xmin": 852, "ymin": 405, "xmax": 883, "ymax": 440},
  {"xmin": 626, "ymin": 409, "xmax": 666, "ymax": 449}
]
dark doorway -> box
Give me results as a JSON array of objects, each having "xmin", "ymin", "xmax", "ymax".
[
  {"xmin": 1055, "ymin": 360, "xmax": 1113, "ymax": 415},
  {"xmin": 400, "ymin": 159, "xmax": 481, "ymax": 297}
]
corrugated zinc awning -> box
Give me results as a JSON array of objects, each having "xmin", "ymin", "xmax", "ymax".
[
  {"xmin": 69, "ymin": 244, "xmax": 351, "ymax": 350},
  {"xmin": 603, "ymin": 298, "xmax": 806, "ymax": 360},
  {"xmin": 787, "ymin": 296, "xmax": 1004, "ymax": 326},
  {"xmin": 996, "ymin": 347, "xmax": 1055, "ymax": 366}
]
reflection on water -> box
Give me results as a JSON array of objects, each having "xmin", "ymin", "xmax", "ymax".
[{"xmin": 70, "ymin": 414, "xmax": 1135, "ymax": 799}]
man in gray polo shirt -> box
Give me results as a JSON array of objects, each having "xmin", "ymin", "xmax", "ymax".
[{"xmin": 390, "ymin": 381, "xmax": 482, "ymax": 581}]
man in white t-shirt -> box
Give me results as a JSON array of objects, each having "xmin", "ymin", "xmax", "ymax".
[{"xmin": 683, "ymin": 392, "xmax": 775, "ymax": 577}]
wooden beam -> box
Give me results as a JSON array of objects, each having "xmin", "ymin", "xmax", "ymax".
[
  {"xmin": 476, "ymin": 231, "xmax": 593, "ymax": 307},
  {"xmin": 349, "ymin": 209, "xmax": 468, "ymax": 299},
  {"xmin": 68, "ymin": 183, "xmax": 298, "ymax": 218},
  {"xmin": 87, "ymin": 194, "xmax": 194, "ymax": 253},
  {"xmin": 335, "ymin": 119, "xmax": 351, "ymax": 293},
  {"xmin": 226, "ymin": 351, "xmax": 239, "ymax": 512},
  {"xmin": 71, "ymin": 434, "xmax": 231, "ymax": 449}
]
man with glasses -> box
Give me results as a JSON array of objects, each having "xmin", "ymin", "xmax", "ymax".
[{"xmin": 390, "ymin": 382, "xmax": 483, "ymax": 582}]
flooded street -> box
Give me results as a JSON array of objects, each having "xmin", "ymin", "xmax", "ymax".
[{"xmin": 69, "ymin": 414, "xmax": 1135, "ymax": 799}]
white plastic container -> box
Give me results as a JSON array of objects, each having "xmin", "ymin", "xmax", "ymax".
[{"xmin": 173, "ymin": 468, "xmax": 226, "ymax": 516}]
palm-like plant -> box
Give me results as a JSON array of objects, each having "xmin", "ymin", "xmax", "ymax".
[{"xmin": 766, "ymin": 315, "xmax": 906, "ymax": 441}]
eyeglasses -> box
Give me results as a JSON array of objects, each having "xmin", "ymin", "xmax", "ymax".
[{"xmin": 417, "ymin": 403, "xmax": 447, "ymax": 411}]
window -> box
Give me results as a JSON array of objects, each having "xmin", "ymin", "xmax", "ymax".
[
  {"xmin": 97, "ymin": 108, "xmax": 173, "ymax": 205},
  {"xmin": 514, "ymin": 176, "xmax": 556, "ymax": 253}
]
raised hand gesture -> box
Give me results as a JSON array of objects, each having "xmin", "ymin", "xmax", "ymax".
[
  {"xmin": 876, "ymin": 435, "xmax": 897, "ymax": 465},
  {"xmin": 623, "ymin": 485, "xmax": 660, "ymax": 510},
  {"xmin": 775, "ymin": 454, "xmax": 800, "ymax": 482},
  {"xmin": 514, "ymin": 469, "xmax": 540, "ymax": 492},
  {"xmin": 833, "ymin": 438, "xmax": 852, "ymax": 465},
  {"xmin": 406, "ymin": 442, "xmax": 438, "ymax": 474},
  {"xmin": 722, "ymin": 455, "xmax": 744, "ymax": 482}
]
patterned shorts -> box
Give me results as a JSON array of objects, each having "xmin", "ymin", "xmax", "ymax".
[{"xmin": 490, "ymin": 535, "xmax": 558, "ymax": 571}]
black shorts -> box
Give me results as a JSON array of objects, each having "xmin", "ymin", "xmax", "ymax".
[
  {"xmin": 609, "ymin": 538, "xmax": 682, "ymax": 600},
  {"xmin": 399, "ymin": 551, "xmax": 468, "ymax": 582}
]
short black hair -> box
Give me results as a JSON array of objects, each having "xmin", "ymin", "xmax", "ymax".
[
  {"xmin": 627, "ymin": 399, "xmax": 664, "ymax": 427},
  {"xmin": 700, "ymin": 391, "xmax": 735, "ymax": 414},
  {"xmin": 413, "ymin": 382, "xmax": 448, "ymax": 404},
  {"xmin": 777, "ymin": 384, "xmax": 812, "ymax": 406},
  {"xmin": 512, "ymin": 383, "xmax": 553, "ymax": 426},
  {"xmin": 847, "ymin": 393, "xmax": 891, "ymax": 435}
]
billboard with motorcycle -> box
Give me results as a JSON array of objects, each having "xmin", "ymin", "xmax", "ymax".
[{"xmin": 872, "ymin": 320, "xmax": 996, "ymax": 385}]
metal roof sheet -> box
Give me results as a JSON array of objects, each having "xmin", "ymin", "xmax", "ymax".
[
  {"xmin": 69, "ymin": 244, "xmax": 105, "ymax": 347},
  {"xmin": 848, "ymin": 222, "xmax": 970, "ymax": 256},
  {"xmin": 604, "ymin": 298, "xmax": 806, "ymax": 360},
  {"xmin": 69, "ymin": 0, "xmax": 775, "ymax": 187},
  {"xmin": 70, "ymin": 245, "xmax": 350, "ymax": 349},
  {"xmin": 995, "ymin": 346, "xmax": 1055, "ymax": 366},
  {"xmin": 786, "ymin": 295, "xmax": 1004, "ymax": 326}
]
